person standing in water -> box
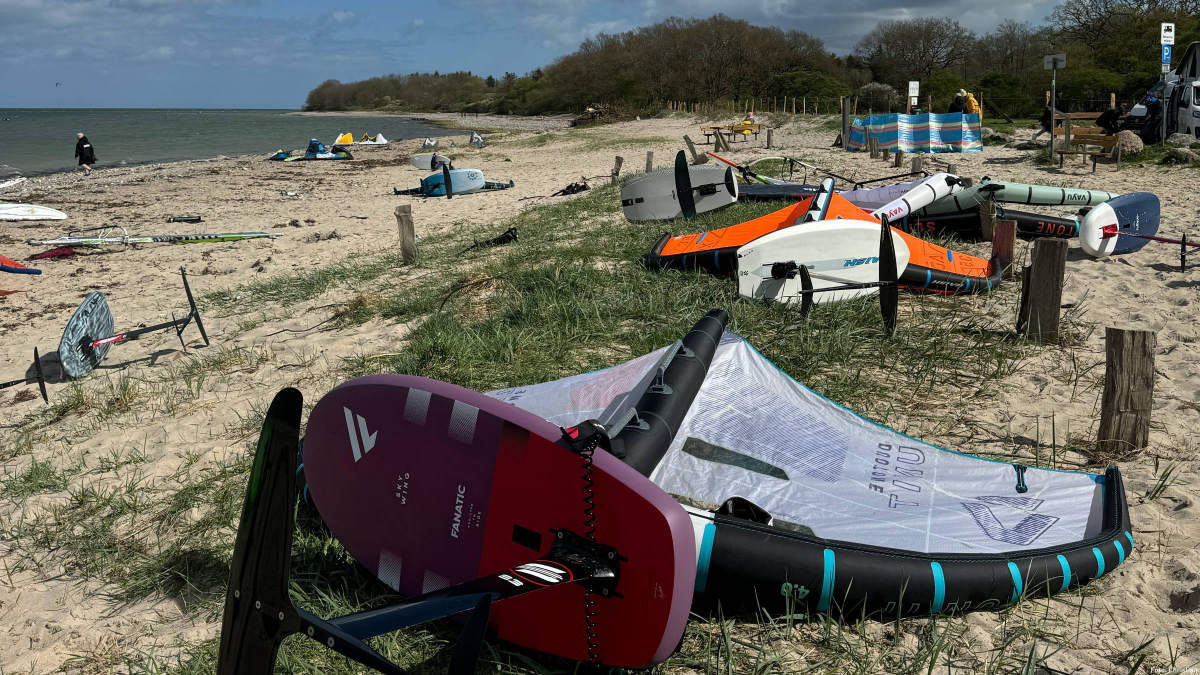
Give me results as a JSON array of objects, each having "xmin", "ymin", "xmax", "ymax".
[{"xmin": 75, "ymin": 132, "xmax": 96, "ymax": 175}]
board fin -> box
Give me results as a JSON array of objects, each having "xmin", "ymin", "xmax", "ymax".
[{"xmin": 879, "ymin": 218, "xmax": 898, "ymax": 335}]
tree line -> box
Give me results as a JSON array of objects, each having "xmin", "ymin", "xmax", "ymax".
[{"xmin": 302, "ymin": 1, "xmax": 1199, "ymax": 118}]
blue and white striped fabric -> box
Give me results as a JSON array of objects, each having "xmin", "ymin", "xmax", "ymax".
[{"xmin": 847, "ymin": 113, "xmax": 982, "ymax": 154}]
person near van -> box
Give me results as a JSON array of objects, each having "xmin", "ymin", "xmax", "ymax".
[
  {"xmin": 75, "ymin": 133, "xmax": 96, "ymax": 175},
  {"xmin": 1097, "ymin": 104, "xmax": 1124, "ymax": 135}
]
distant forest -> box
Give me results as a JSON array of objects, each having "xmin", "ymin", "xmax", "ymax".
[{"xmin": 303, "ymin": 0, "xmax": 1199, "ymax": 118}]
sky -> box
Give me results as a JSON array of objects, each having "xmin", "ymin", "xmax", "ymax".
[{"xmin": 0, "ymin": 0, "xmax": 1061, "ymax": 109}]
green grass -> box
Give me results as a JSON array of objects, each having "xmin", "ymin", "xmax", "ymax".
[
  {"xmin": 981, "ymin": 117, "xmax": 1038, "ymax": 135},
  {"xmin": 2, "ymin": 458, "xmax": 69, "ymax": 499}
]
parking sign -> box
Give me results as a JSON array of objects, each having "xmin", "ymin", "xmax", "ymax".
[{"xmin": 1163, "ymin": 44, "xmax": 1172, "ymax": 63}]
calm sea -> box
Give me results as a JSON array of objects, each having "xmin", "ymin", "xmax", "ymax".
[{"xmin": 0, "ymin": 109, "xmax": 446, "ymax": 177}]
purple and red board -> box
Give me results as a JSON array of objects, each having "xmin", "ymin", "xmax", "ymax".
[{"xmin": 302, "ymin": 374, "xmax": 695, "ymax": 667}]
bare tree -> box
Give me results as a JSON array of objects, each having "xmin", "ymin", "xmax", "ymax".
[{"xmin": 855, "ymin": 18, "xmax": 976, "ymax": 88}]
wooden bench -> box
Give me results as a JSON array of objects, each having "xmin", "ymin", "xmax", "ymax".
[{"xmin": 1055, "ymin": 132, "xmax": 1121, "ymax": 171}]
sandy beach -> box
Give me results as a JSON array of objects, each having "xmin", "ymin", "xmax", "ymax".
[{"xmin": 1, "ymin": 114, "xmax": 1197, "ymax": 673}]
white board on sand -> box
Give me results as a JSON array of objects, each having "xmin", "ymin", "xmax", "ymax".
[
  {"xmin": 737, "ymin": 219, "xmax": 909, "ymax": 304},
  {"xmin": 0, "ymin": 203, "xmax": 67, "ymax": 221},
  {"xmin": 621, "ymin": 165, "xmax": 738, "ymax": 222}
]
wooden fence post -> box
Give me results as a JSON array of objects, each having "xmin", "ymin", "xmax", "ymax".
[
  {"xmin": 611, "ymin": 156, "xmax": 623, "ymax": 186},
  {"xmin": 645, "ymin": 151, "xmax": 654, "ymax": 172},
  {"xmin": 766, "ymin": 128, "xmax": 773, "ymax": 149},
  {"xmin": 980, "ymin": 195, "xmax": 998, "ymax": 241},
  {"xmin": 894, "ymin": 149, "xmax": 904, "ymax": 168},
  {"xmin": 841, "ymin": 96, "xmax": 850, "ymax": 152},
  {"xmin": 882, "ymin": 148, "xmax": 890, "ymax": 162},
  {"xmin": 911, "ymin": 155, "xmax": 923, "ymax": 173},
  {"xmin": 395, "ymin": 204, "xmax": 416, "ymax": 264},
  {"xmin": 992, "ymin": 219, "xmax": 1017, "ymax": 280},
  {"xmin": 1017, "ymin": 238, "xmax": 1068, "ymax": 341},
  {"xmin": 947, "ymin": 163, "xmax": 958, "ymax": 176},
  {"xmin": 802, "ymin": 96, "xmax": 806, "ymax": 116},
  {"xmin": 1097, "ymin": 327, "xmax": 1156, "ymax": 455},
  {"xmin": 683, "ymin": 135, "xmax": 707, "ymax": 164}
]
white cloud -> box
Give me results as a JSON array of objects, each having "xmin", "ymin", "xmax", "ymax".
[{"xmin": 413, "ymin": 18, "xmax": 425, "ymax": 26}]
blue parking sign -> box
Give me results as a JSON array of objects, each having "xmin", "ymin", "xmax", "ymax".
[{"xmin": 1163, "ymin": 44, "xmax": 1172, "ymax": 63}]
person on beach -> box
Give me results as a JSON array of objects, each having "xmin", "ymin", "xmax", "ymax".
[
  {"xmin": 1032, "ymin": 106, "xmax": 1056, "ymax": 141},
  {"xmin": 75, "ymin": 133, "xmax": 96, "ymax": 175},
  {"xmin": 1097, "ymin": 104, "xmax": 1124, "ymax": 135},
  {"xmin": 946, "ymin": 90, "xmax": 966, "ymax": 114}
]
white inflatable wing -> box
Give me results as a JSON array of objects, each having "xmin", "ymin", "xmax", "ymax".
[{"xmin": 488, "ymin": 331, "xmax": 1106, "ymax": 555}]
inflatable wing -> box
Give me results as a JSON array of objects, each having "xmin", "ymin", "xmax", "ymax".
[{"xmin": 487, "ymin": 325, "xmax": 1132, "ymax": 619}]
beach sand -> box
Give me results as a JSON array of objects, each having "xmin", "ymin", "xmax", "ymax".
[{"xmin": 1, "ymin": 114, "xmax": 1197, "ymax": 673}]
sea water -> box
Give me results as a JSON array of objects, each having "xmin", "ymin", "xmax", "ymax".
[{"xmin": 0, "ymin": 109, "xmax": 447, "ymax": 177}]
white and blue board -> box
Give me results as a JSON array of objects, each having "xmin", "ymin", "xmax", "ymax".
[{"xmin": 1079, "ymin": 192, "xmax": 1160, "ymax": 257}]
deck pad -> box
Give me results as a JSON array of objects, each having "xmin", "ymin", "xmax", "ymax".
[{"xmin": 301, "ymin": 374, "xmax": 695, "ymax": 667}]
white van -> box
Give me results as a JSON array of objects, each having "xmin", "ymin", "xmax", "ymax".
[{"xmin": 1125, "ymin": 42, "xmax": 1200, "ymax": 141}]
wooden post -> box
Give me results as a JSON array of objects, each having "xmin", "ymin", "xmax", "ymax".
[
  {"xmin": 792, "ymin": 97, "xmax": 796, "ymax": 114},
  {"xmin": 960, "ymin": 177, "xmax": 973, "ymax": 188},
  {"xmin": 894, "ymin": 149, "xmax": 904, "ymax": 168},
  {"xmin": 980, "ymin": 195, "xmax": 997, "ymax": 241},
  {"xmin": 611, "ymin": 156, "xmax": 623, "ymax": 186},
  {"xmin": 840, "ymin": 96, "xmax": 851, "ymax": 151},
  {"xmin": 766, "ymin": 128, "xmax": 773, "ymax": 149},
  {"xmin": 882, "ymin": 148, "xmax": 890, "ymax": 161},
  {"xmin": 1110, "ymin": 92, "xmax": 1116, "ymax": 109},
  {"xmin": 645, "ymin": 151, "xmax": 654, "ymax": 172},
  {"xmin": 947, "ymin": 163, "xmax": 957, "ymax": 176},
  {"xmin": 1097, "ymin": 328, "xmax": 1156, "ymax": 455},
  {"xmin": 683, "ymin": 135, "xmax": 707, "ymax": 164},
  {"xmin": 853, "ymin": 97, "xmax": 858, "ymax": 116},
  {"xmin": 1017, "ymin": 238, "xmax": 1068, "ymax": 341},
  {"xmin": 802, "ymin": 96, "xmax": 806, "ymax": 116},
  {"xmin": 869, "ymin": 136, "xmax": 879, "ymax": 159},
  {"xmin": 992, "ymin": 219, "xmax": 1017, "ymax": 280},
  {"xmin": 395, "ymin": 204, "xmax": 416, "ymax": 264},
  {"xmin": 927, "ymin": 94, "xmax": 931, "ymax": 113},
  {"xmin": 911, "ymin": 155, "xmax": 923, "ymax": 173},
  {"xmin": 773, "ymin": 96, "xmax": 776, "ymax": 112}
]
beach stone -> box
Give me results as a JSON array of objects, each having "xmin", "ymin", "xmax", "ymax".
[
  {"xmin": 1166, "ymin": 133, "xmax": 1193, "ymax": 146},
  {"xmin": 980, "ymin": 127, "xmax": 996, "ymax": 138},
  {"xmin": 1008, "ymin": 139, "xmax": 1046, "ymax": 150},
  {"xmin": 1115, "ymin": 130, "xmax": 1143, "ymax": 158},
  {"xmin": 1167, "ymin": 147, "xmax": 1199, "ymax": 164}
]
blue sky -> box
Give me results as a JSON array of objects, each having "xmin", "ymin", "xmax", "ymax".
[{"xmin": 0, "ymin": 0, "xmax": 1059, "ymax": 109}]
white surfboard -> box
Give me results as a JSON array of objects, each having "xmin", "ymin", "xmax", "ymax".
[
  {"xmin": 410, "ymin": 153, "xmax": 451, "ymax": 171},
  {"xmin": 0, "ymin": 177, "xmax": 27, "ymax": 191},
  {"xmin": 737, "ymin": 219, "xmax": 910, "ymax": 304},
  {"xmin": 621, "ymin": 165, "xmax": 738, "ymax": 222},
  {"xmin": 0, "ymin": 203, "xmax": 67, "ymax": 221}
]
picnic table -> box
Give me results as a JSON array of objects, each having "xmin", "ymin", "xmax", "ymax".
[{"xmin": 700, "ymin": 123, "xmax": 764, "ymax": 144}]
